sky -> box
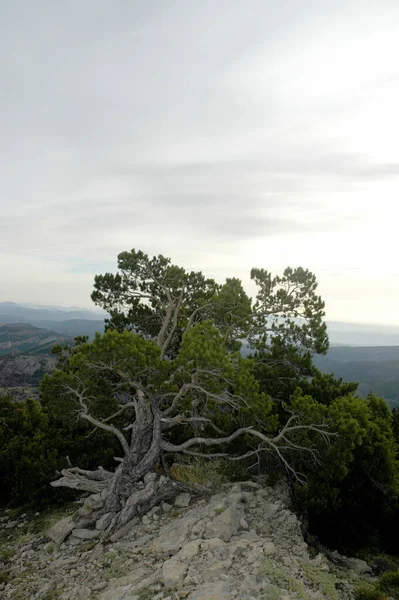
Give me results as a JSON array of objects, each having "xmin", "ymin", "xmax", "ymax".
[{"xmin": 1, "ymin": 0, "xmax": 399, "ymax": 325}]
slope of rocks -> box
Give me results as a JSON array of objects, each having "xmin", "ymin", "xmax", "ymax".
[{"xmin": 0, "ymin": 480, "xmax": 374, "ymax": 600}]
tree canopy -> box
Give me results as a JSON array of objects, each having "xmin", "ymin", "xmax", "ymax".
[
  {"xmin": 3, "ymin": 247, "xmax": 398, "ymax": 553},
  {"xmin": 37, "ymin": 249, "xmax": 336, "ymax": 538}
]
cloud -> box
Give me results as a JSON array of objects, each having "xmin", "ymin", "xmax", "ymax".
[{"xmin": 1, "ymin": 0, "xmax": 399, "ymax": 322}]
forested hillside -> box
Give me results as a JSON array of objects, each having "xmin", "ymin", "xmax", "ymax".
[
  {"xmin": 0, "ymin": 320, "xmax": 105, "ymax": 400},
  {"xmin": 314, "ymin": 346, "xmax": 399, "ymax": 408},
  {"xmin": 0, "ymin": 323, "xmax": 70, "ymax": 356}
]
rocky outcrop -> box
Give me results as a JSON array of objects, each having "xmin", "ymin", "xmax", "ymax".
[
  {"xmin": 0, "ymin": 354, "xmax": 57, "ymax": 400},
  {"xmin": 0, "ymin": 354, "xmax": 57, "ymax": 386},
  {"xmin": 0, "ymin": 323, "xmax": 70, "ymax": 357},
  {"xmin": 0, "ymin": 480, "xmax": 374, "ymax": 600},
  {"xmin": 0, "ymin": 322, "xmax": 69, "ymax": 400}
]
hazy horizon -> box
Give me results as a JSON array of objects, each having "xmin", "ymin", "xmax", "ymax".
[
  {"xmin": 3, "ymin": 299, "xmax": 399, "ymax": 333},
  {"xmin": 1, "ymin": 1, "xmax": 399, "ymax": 325}
]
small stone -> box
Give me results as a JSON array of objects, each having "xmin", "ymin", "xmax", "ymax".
[
  {"xmin": 246, "ymin": 547, "xmax": 264, "ymax": 565},
  {"xmin": 96, "ymin": 512, "xmax": 113, "ymax": 531},
  {"xmin": 37, "ymin": 582, "xmax": 52, "ymax": 597},
  {"xmin": 261, "ymin": 503, "xmax": 280, "ymax": 520},
  {"xmin": 204, "ymin": 506, "xmax": 240, "ymax": 542},
  {"xmin": 47, "ymin": 515, "xmax": 75, "ymax": 546},
  {"xmin": 263, "ymin": 541, "xmax": 276, "ymax": 556},
  {"xmin": 109, "ymin": 516, "xmax": 139, "ymax": 542},
  {"xmin": 51, "ymin": 556, "xmax": 80, "ymax": 568},
  {"xmin": 239, "ymin": 481, "xmax": 262, "ymax": 491},
  {"xmin": 346, "ymin": 557, "xmax": 372, "ymax": 574},
  {"xmin": 71, "ymin": 528, "xmax": 101, "ymax": 540},
  {"xmin": 175, "ymin": 493, "xmax": 191, "ymax": 508},
  {"xmin": 149, "ymin": 506, "xmax": 161, "ymax": 515},
  {"xmin": 178, "ymin": 539, "xmax": 201, "ymax": 560},
  {"xmin": 163, "ymin": 558, "xmax": 188, "ymax": 588},
  {"xmin": 235, "ymin": 529, "xmax": 260, "ymax": 543},
  {"xmin": 191, "ymin": 522, "xmax": 204, "ymax": 536},
  {"xmin": 144, "ymin": 472, "xmax": 157, "ymax": 484},
  {"xmin": 201, "ymin": 538, "xmax": 227, "ymax": 551},
  {"xmin": 203, "ymin": 558, "xmax": 232, "ymax": 581},
  {"xmin": 162, "ymin": 502, "xmax": 173, "ymax": 512},
  {"xmin": 186, "ymin": 581, "xmax": 231, "ymax": 600}
]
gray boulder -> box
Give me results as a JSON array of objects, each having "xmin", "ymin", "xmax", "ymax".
[{"xmin": 47, "ymin": 515, "xmax": 75, "ymax": 546}]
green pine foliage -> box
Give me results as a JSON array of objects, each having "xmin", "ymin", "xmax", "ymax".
[{"xmin": 0, "ymin": 395, "xmax": 61, "ymax": 506}]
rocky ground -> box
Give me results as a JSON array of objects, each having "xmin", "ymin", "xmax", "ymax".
[
  {"xmin": 0, "ymin": 352, "xmax": 57, "ymax": 401},
  {"xmin": 0, "ymin": 479, "xmax": 376, "ymax": 600}
]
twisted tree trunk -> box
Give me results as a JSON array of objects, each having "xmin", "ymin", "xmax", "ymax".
[{"xmin": 50, "ymin": 403, "xmax": 205, "ymax": 542}]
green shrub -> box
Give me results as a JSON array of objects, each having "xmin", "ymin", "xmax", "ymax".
[
  {"xmin": 0, "ymin": 570, "xmax": 12, "ymax": 584},
  {"xmin": 0, "ymin": 548, "xmax": 16, "ymax": 563},
  {"xmin": 169, "ymin": 458, "xmax": 229, "ymax": 488},
  {"xmin": 372, "ymin": 554, "xmax": 399, "ymax": 575},
  {"xmin": 354, "ymin": 584, "xmax": 385, "ymax": 600},
  {"xmin": 378, "ymin": 569, "xmax": 399, "ymax": 599},
  {"xmin": 300, "ymin": 560, "xmax": 338, "ymax": 600},
  {"xmin": 0, "ymin": 393, "xmax": 120, "ymax": 509}
]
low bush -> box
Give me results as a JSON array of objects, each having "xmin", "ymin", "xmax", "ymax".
[
  {"xmin": 378, "ymin": 569, "xmax": 399, "ymax": 599},
  {"xmin": 354, "ymin": 584, "xmax": 386, "ymax": 600}
]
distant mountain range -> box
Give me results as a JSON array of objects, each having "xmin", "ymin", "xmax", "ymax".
[
  {"xmin": 0, "ymin": 303, "xmax": 107, "ymax": 400},
  {"xmin": 0, "ymin": 302, "xmax": 106, "ymax": 339},
  {"xmin": 0, "ymin": 301, "xmax": 106, "ymax": 322},
  {"xmin": 1, "ymin": 302, "xmax": 399, "ymax": 408},
  {"xmin": 327, "ymin": 321, "xmax": 399, "ymax": 347}
]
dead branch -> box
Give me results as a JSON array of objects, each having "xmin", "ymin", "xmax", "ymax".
[
  {"xmin": 50, "ymin": 469, "xmax": 108, "ymax": 493},
  {"xmin": 64, "ymin": 382, "xmax": 130, "ymax": 456}
]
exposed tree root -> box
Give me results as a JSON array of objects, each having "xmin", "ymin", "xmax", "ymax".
[{"xmin": 51, "ymin": 468, "xmax": 210, "ymax": 544}]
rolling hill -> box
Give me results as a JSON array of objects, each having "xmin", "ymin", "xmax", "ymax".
[
  {"xmin": 0, "ymin": 323, "xmax": 72, "ymax": 400},
  {"xmin": 0, "ymin": 323, "xmax": 71, "ymax": 356},
  {"xmin": 313, "ymin": 346, "xmax": 399, "ymax": 409},
  {"xmin": 0, "ymin": 302, "xmax": 105, "ymax": 339}
]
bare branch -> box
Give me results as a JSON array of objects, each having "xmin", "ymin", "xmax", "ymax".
[
  {"xmin": 186, "ymin": 302, "xmax": 214, "ymax": 328},
  {"xmin": 102, "ymin": 402, "xmax": 136, "ymax": 424},
  {"xmin": 62, "ymin": 466, "xmax": 113, "ymax": 481},
  {"xmin": 161, "ymin": 417, "xmax": 337, "ymax": 485},
  {"xmin": 63, "ymin": 382, "xmax": 131, "ymax": 456},
  {"xmin": 50, "ymin": 469, "xmax": 108, "ymax": 493},
  {"xmin": 161, "ymin": 415, "xmax": 224, "ymax": 434},
  {"xmin": 160, "ymin": 427, "xmax": 255, "ymax": 452}
]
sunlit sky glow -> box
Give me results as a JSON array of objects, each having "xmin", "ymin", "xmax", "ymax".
[{"xmin": 1, "ymin": 1, "xmax": 399, "ymax": 324}]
